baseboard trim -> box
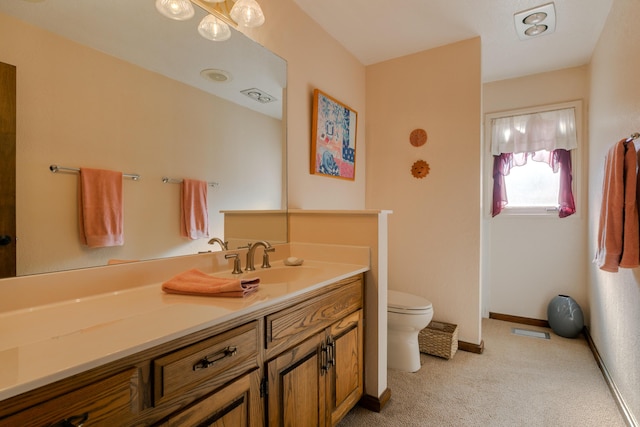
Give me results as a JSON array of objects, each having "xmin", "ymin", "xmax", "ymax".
[
  {"xmin": 489, "ymin": 312, "xmax": 550, "ymax": 328},
  {"xmin": 458, "ymin": 339, "xmax": 484, "ymax": 354},
  {"xmin": 583, "ymin": 327, "xmax": 638, "ymax": 427},
  {"xmin": 359, "ymin": 388, "xmax": 391, "ymax": 413}
]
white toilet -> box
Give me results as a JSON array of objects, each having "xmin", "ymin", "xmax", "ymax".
[{"xmin": 387, "ymin": 289, "xmax": 434, "ymax": 372}]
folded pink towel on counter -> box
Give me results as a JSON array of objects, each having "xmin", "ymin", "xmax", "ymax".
[
  {"xmin": 162, "ymin": 269, "xmax": 260, "ymax": 297},
  {"xmin": 78, "ymin": 168, "xmax": 124, "ymax": 248},
  {"xmin": 180, "ymin": 178, "xmax": 209, "ymax": 240}
]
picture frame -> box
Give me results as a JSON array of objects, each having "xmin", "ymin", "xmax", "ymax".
[{"xmin": 310, "ymin": 89, "xmax": 358, "ymax": 180}]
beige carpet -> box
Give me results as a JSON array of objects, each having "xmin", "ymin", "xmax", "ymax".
[{"xmin": 339, "ymin": 318, "xmax": 626, "ymax": 427}]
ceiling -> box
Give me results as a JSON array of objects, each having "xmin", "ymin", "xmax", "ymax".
[
  {"xmin": 0, "ymin": 0, "xmax": 286, "ymax": 119},
  {"xmin": 294, "ymin": 0, "xmax": 614, "ymax": 82}
]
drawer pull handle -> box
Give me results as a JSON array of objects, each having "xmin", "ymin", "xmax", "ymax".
[
  {"xmin": 51, "ymin": 412, "xmax": 89, "ymax": 427},
  {"xmin": 320, "ymin": 342, "xmax": 329, "ymax": 376},
  {"xmin": 327, "ymin": 337, "xmax": 336, "ymax": 368},
  {"xmin": 193, "ymin": 346, "xmax": 238, "ymax": 371}
]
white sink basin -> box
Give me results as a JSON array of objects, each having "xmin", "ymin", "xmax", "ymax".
[{"xmin": 214, "ymin": 265, "xmax": 323, "ymax": 284}]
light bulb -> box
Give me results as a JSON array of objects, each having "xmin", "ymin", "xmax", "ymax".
[
  {"xmin": 524, "ymin": 24, "xmax": 548, "ymax": 37},
  {"xmin": 155, "ymin": 0, "xmax": 195, "ymax": 21},
  {"xmin": 198, "ymin": 14, "xmax": 231, "ymax": 41},
  {"xmin": 230, "ymin": 0, "xmax": 265, "ymax": 28}
]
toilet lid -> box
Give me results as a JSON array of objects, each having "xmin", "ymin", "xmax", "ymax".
[{"xmin": 388, "ymin": 290, "xmax": 432, "ymax": 311}]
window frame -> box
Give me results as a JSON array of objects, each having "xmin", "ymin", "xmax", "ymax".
[{"xmin": 483, "ymin": 100, "xmax": 583, "ymax": 219}]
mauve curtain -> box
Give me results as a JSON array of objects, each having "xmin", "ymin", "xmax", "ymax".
[{"xmin": 491, "ymin": 149, "xmax": 576, "ymax": 218}]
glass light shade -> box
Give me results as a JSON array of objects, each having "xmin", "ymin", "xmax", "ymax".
[
  {"xmin": 230, "ymin": 0, "xmax": 265, "ymax": 28},
  {"xmin": 198, "ymin": 14, "xmax": 231, "ymax": 41},
  {"xmin": 155, "ymin": 0, "xmax": 195, "ymax": 21}
]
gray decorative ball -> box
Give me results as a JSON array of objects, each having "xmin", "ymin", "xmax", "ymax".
[{"xmin": 547, "ymin": 295, "xmax": 584, "ymax": 338}]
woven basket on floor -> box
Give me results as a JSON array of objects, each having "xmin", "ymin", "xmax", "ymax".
[{"xmin": 418, "ymin": 321, "xmax": 458, "ymax": 360}]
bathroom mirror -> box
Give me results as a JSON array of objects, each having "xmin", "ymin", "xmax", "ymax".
[{"xmin": 0, "ymin": 0, "xmax": 287, "ymax": 276}]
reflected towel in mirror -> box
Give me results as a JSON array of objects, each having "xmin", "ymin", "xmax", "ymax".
[
  {"xmin": 180, "ymin": 178, "xmax": 209, "ymax": 240},
  {"xmin": 78, "ymin": 168, "xmax": 124, "ymax": 248}
]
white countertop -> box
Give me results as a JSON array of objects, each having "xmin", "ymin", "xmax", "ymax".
[{"xmin": 0, "ymin": 259, "xmax": 368, "ymax": 400}]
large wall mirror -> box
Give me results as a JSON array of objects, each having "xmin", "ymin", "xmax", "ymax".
[{"xmin": 0, "ymin": 0, "xmax": 287, "ymax": 277}]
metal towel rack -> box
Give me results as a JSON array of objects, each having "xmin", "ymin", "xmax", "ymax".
[
  {"xmin": 49, "ymin": 165, "xmax": 141, "ymax": 180},
  {"xmin": 162, "ymin": 177, "xmax": 219, "ymax": 188},
  {"xmin": 626, "ymin": 132, "xmax": 640, "ymax": 143}
]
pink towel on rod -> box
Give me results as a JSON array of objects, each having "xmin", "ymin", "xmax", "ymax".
[
  {"xmin": 78, "ymin": 168, "xmax": 124, "ymax": 248},
  {"xmin": 180, "ymin": 178, "xmax": 209, "ymax": 240},
  {"xmin": 161, "ymin": 269, "xmax": 260, "ymax": 297}
]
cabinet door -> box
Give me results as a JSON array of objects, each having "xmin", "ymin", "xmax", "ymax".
[
  {"xmin": 157, "ymin": 369, "xmax": 263, "ymax": 427},
  {"xmin": 327, "ymin": 310, "xmax": 363, "ymax": 426},
  {"xmin": 267, "ymin": 333, "xmax": 326, "ymax": 427}
]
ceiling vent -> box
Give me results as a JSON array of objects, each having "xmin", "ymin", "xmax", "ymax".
[
  {"xmin": 514, "ymin": 2, "xmax": 556, "ymax": 40},
  {"xmin": 240, "ymin": 88, "xmax": 277, "ymax": 104}
]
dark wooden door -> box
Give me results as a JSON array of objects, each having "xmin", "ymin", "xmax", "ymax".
[{"xmin": 0, "ymin": 62, "xmax": 16, "ymax": 278}]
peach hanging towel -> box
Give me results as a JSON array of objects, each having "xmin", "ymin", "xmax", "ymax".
[
  {"xmin": 78, "ymin": 168, "xmax": 124, "ymax": 248},
  {"xmin": 594, "ymin": 139, "xmax": 639, "ymax": 272},
  {"xmin": 180, "ymin": 178, "xmax": 210, "ymax": 239}
]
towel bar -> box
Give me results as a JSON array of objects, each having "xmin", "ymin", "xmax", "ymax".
[{"xmin": 49, "ymin": 165, "xmax": 141, "ymax": 180}]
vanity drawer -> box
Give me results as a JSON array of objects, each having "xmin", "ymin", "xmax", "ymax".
[
  {"xmin": 265, "ymin": 276, "xmax": 363, "ymax": 355},
  {"xmin": 0, "ymin": 368, "xmax": 139, "ymax": 427},
  {"xmin": 153, "ymin": 321, "xmax": 259, "ymax": 406}
]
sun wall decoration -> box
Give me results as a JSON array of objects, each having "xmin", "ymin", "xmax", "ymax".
[{"xmin": 409, "ymin": 128, "xmax": 430, "ymax": 179}]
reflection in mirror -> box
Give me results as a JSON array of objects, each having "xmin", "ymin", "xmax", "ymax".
[{"xmin": 0, "ymin": 1, "xmax": 287, "ymax": 277}]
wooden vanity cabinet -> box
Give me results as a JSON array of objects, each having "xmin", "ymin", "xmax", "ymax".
[
  {"xmin": 0, "ymin": 274, "xmax": 364, "ymax": 427},
  {"xmin": 265, "ymin": 276, "xmax": 364, "ymax": 427}
]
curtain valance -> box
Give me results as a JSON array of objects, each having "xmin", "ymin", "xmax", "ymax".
[{"xmin": 490, "ymin": 108, "xmax": 577, "ymax": 155}]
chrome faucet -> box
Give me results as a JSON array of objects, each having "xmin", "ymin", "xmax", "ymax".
[
  {"xmin": 207, "ymin": 237, "xmax": 228, "ymax": 251},
  {"xmin": 245, "ymin": 241, "xmax": 275, "ymax": 271},
  {"xmin": 225, "ymin": 253, "xmax": 243, "ymax": 274}
]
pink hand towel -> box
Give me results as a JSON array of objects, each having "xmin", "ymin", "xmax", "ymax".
[
  {"xmin": 78, "ymin": 168, "xmax": 124, "ymax": 248},
  {"xmin": 161, "ymin": 269, "xmax": 260, "ymax": 297},
  {"xmin": 180, "ymin": 179, "xmax": 209, "ymax": 240}
]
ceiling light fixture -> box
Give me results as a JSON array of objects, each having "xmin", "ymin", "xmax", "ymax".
[
  {"xmin": 157, "ymin": 0, "xmax": 266, "ymax": 42},
  {"xmin": 155, "ymin": 0, "xmax": 195, "ymax": 21},
  {"xmin": 200, "ymin": 68, "xmax": 232, "ymax": 83},
  {"xmin": 198, "ymin": 14, "xmax": 231, "ymax": 41},
  {"xmin": 514, "ymin": 2, "xmax": 556, "ymax": 40}
]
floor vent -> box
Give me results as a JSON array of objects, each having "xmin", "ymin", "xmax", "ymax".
[{"xmin": 511, "ymin": 328, "xmax": 550, "ymax": 339}]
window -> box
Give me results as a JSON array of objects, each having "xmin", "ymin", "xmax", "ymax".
[
  {"xmin": 486, "ymin": 103, "xmax": 580, "ymax": 218},
  {"xmin": 503, "ymin": 152, "xmax": 559, "ymax": 207}
]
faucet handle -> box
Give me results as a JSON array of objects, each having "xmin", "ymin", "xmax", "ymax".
[
  {"xmin": 261, "ymin": 247, "xmax": 275, "ymax": 269},
  {"xmin": 225, "ymin": 253, "xmax": 243, "ymax": 274}
]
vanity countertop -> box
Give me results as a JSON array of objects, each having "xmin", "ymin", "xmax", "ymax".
[{"xmin": 0, "ymin": 259, "xmax": 368, "ymax": 400}]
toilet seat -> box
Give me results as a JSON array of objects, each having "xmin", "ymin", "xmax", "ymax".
[{"xmin": 388, "ymin": 290, "xmax": 433, "ymax": 315}]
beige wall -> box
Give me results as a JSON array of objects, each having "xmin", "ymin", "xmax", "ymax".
[
  {"xmin": 365, "ymin": 38, "xmax": 482, "ymax": 345},
  {"xmin": 247, "ymin": 0, "xmax": 367, "ymax": 211},
  {"xmin": 483, "ymin": 67, "xmax": 590, "ymax": 321},
  {"xmin": 588, "ymin": 0, "xmax": 640, "ymax": 421},
  {"xmin": 0, "ymin": 13, "xmax": 283, "ymax": 275}
]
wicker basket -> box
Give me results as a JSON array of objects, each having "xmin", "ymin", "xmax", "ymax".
[{"xmin": 418, "ymin": 321, "xmax": 458, "ymax": 360}]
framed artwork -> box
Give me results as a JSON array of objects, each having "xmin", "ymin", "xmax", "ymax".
[{"xmin": 311, "ymin": 89, "xmax": 358, "ymax": 180}]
